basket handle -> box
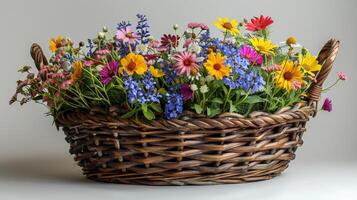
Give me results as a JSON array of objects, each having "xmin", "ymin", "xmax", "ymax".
[
  {"xmin": 307, "ymin": 39, "xmax": 340, "ymax": 106},
  {"xmin": 30, "ymin": 43, "xmax": 48, "ymax": 71}
]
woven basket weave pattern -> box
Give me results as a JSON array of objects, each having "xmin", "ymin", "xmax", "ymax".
[{"xmin": 32, "ymin": 39, "xmax": 339, "ymax": 185}]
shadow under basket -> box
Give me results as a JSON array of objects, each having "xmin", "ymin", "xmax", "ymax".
[{"xmin": 32, "ymin": 39, "xmax": 339, "ymax": 185}]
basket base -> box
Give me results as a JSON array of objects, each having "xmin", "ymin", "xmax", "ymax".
[{"xmin": 82, "ymin": 161, "xmax": 290, "ymax": 186}]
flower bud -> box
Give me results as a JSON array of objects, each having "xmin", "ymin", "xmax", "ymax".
[
  {"xmin": 102, "ymin": 26, "xmax": 108, "ymax": 32},
  {"xmin": 173, "ymin": 24, "xmax": 179, "ymax": 30},
  {"xmin": 98, "ymin": 32, "xmax": 105, "ymax": 39}
]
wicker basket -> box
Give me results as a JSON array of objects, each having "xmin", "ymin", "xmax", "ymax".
[{"xmin": 31, "ymin": 39, "xmax": 339, "ymax": 185}]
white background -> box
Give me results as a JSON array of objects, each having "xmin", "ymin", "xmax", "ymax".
[{"xmin": 1, "ymin": 0, "xmax": 356, "ymax": 199}]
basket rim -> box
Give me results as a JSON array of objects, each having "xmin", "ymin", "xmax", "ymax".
[{"xmin": 55, "ymin": 101, "xmax": 315, "ymax": 131}]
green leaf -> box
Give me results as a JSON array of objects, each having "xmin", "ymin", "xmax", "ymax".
[
  {"xmin": 207, "ymin": 107, "xmax": 221, "ymax": 117},
  {"xmin": 210, "ymin": 97, "xmax": 224, "ymax": 104},
  {"xmin": 149, "ymin": 103, "xmax": 162, "ymax": 113},
  {"xmin": 244, "ymin": 95, "xmax": 264, "ymax": 104},
  {"xmin": 121, "ymin": 108, "xmax": 137, "ymax": 118},
  {"xmin": 194, "ymin": 104, "xmax": 203, "ymax": 114},
  {"xmin": 141, "ymin": 103, "xmax": 148, "ymax": 112},
  {"xmin": 142, "ymin": 108, "xmax": 155, "ymax": 120},
  {"xmin": 229, "ymin": 100, "xmax": 237, "ymax": 112}
]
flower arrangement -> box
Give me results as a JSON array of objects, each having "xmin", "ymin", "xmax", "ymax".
[{"xmin": 10, "ymin": 14, "xmax": 346, "ymax": 120}]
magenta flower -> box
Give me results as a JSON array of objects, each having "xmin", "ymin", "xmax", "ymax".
[
  {"xmin": 180, "ymin": 84, "xmax": 193, "ymax": 101},
  {"xmin": 99, "ymin": 61, "xmax": 119, "ymax": 85},
  {"xmin": 240, "ymin": 46, "xmax": 263, "ymax": 65},
  {"xmin": 116, "ymin": 27, "xmax": 139, "ymax": 44},
  {"xmin": 337, "ymin": 71, "xmax": 347, "ymax": 80},
  {"xmin": 173, "ymin": 52, "xmax": 199, "ymax": 76},
  {"xmin": 322, "ymin": 98, "xmax": 332, "ymax": 112}
]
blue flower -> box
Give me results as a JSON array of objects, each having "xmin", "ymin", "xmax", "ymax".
[
  {"xmin": 136, "ymin": 14, "xmax": 150, "ymax": 44},
  {"xmin": 198, "ymin": 29, "xmax": 211, "ymax": 57},
  {"xmin": 164, "ymin": 92, "xmax": 183, "ymax": 119},
  {"xmin": 123, "ymin": 73, "xmax": 161, "ymax": 104},
  {"xmin": 86, "ymin": 39, "xmax": 94, "ymax": 56},
  {"xmin": 213, "ymin": 39, "xmax": 265, "ymax": 93},
  {"xmin": 117, "ymin": 21, "xmax": 131, "ymax": 31}
]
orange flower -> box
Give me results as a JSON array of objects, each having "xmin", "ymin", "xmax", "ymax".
[
  {"xmin": 49, "ymin": 36, "xmax": 63, "ymax": 52},
  {"xmin": 71, "ymin": 61, "xmax": 83, "ymax": 82}
]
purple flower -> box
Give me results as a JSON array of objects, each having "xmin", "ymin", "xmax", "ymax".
[
  {"xmin": 99, "ymin": 61, "xmax": 119, "ymax": 85},
  {"xmin": 180, "ymin": 84, "xmax": 193, "ymax": 101},
  {"xmin": 322, "ymin": 98, "xmax": 332, "ymax": 112},
  {"xmin": 240, "ymin": 45, "xmax": 263, "ymax": 65}
]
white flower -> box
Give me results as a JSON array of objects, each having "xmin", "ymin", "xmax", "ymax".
[
  {"xmin": 200, "ymin": 85, "xmax": 209, "ymax": 94},
  {"xmin": 188, "ymin": 71, "xmax": 201, "ymax": 81},
  {"xmin": 135, "ymin": 44, "xmax": 148, "ymax": 54},
  {"xmin": 190, "ymin": 84, "xmax": 198, "ymax": 91},
  {"xmin": 188, "ymin": 43, "xmax": 202, "ymax": 54},
  {"xmin": 96, "ymin": 64, "xmax": 104, "ymax": 71},
  {"xmin": 279, "ymin": 41, "xmax": 302, "ymax": 48},
  {"xmin": 205, "ymin": 75, "xmax": 214, "ymax": 83}
]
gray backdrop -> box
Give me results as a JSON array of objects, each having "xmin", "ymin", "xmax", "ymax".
[{"xmin": 0, "ymin": 0, "xmax": 356, "ymax": 199}]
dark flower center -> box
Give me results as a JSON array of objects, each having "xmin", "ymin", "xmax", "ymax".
[
  {"xmin": 183, "ymin": 59, "xmax": 192, "ymax": 66},
  {"xmin": 214, "ymin": 63, "xmax": 222, "ymax": 70},
  {"xmin": 127, "ymin": 61, "xmax": 136, "ymax": 71},
  {"xmin": 283, "ymin": 72, "xmax": 293, "ymax": 80},
  {"xmin": 223, "ymin": 22, "xmax": 233, "ymax": 30}
]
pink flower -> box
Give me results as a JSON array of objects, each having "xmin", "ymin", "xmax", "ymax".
[
  {"xmin": 337, "ymin": 71, "xmax": 347, "ymax": 80},
  {"xmin": 83, "ymin": 60, "xmax": 94, "ymax": 67},
  {"xmin": 183, "ymin": 39, "xmax": 193, "ymax": 48},
  {"xmin": 116, "ymin": 27, "xmax": 139, "ymax": 44},
  {"xmin": 180, "ymin": 83, "xmax": 193, "ymax": 101},
  {"xmin": 99, "ymin": 61, "xmax": 119, "ymax": 85},
  {"xmin": 173, "ymin": 52, "xmax": 199, "ymax": 76},
  {"xmin": 188, "ymin": 22, "xmax": 209, "ymax": 30},
  {"xmin": 262, "ymin": 64, "xmax": 282, "ymax": 73},
  {"xmin": 291, "ymin": 80, "xmax": 302, "ymax": 91},
  {"xmin": 240, "ymin": 46, "xmax": 263, "ymax": 65},
  {"xmin": 60, "ymin": 80, "xmax": 72, "ymax": 90},
  {"xmin": 322, "ymin": 98, "xmax": 332, "ymax": 112}
]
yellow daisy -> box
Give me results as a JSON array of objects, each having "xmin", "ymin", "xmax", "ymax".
[
  {"xmin": 203, "ymin": 52, "xmax": 231, "ymax": 80},
  {"xmin": 214, "ymin": 17, "xmax": 240, "ymax": 36},
  {"xmin": 120, "ymin": 53, "xmax": 147, "ymax": 75},
  {"xmin": 275, "ymin": 60, "xmax": 303, "ymax": 91},
  {"xmin": 71, "ymin": 61, "xmax": 83, "ymax": 82},
  {"xmin": 149, "ymin": 66, "xmax": 165, "ymax": 78},
  {"xmin": 298, "ymin": 53, "xmax": 321, "ymax": 76},
  {"xmin": 250, "ymin": 37, "xmax": 276, "ymax": 55},
  {"xmin": 49, "ymin": 36, "xmax": 63, "ymax": 52}
]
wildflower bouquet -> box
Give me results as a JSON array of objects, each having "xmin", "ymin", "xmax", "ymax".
[
  {"xmin": 10, "ymin": 14, "xmax": 345, "ymax": 185},
  {"xmin": 11, "ymin": 14, "xmax": 344, "ymax": 120}
]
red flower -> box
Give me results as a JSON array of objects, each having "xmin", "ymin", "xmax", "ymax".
[
  {"xmin": 246, "ymin": 15, "xmax": 273, "ymax": 32},
  {"xmin": 160, "ymin": 34, "xmax": 180, "ymax": 48}
]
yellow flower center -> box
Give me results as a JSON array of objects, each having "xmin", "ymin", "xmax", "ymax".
[
  {"xmin": 213, "ymin": 63, "xmax": 222, "ymax": 70},
  {"xmin": 283, "ymin": 72, "xmax": 293, "ymax": 81},
  {"xmin": 222, "ymin": 22, "xmax": 233, "ymax": 30},
  {"xmin": 125, "ymin": 32, "xmax": 133, "ymax": 38},
  {"xmin": 127, "ymin": 61, "xmax": 137, "ymax": 71}
]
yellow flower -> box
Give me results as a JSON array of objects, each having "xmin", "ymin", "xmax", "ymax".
[
  {"xmin": 49, "ymin": 36, "xmax": 63, "ymax": 52},
  {"xmin": 250, "ymin": 37, "xmax": 276, "ymax": 55},
  {"xmin": 298, "ymin": 53, "xmax": 321, "ymax": 76},
  {"xmin": 214, "ymin": 17, "xmax": 240, "ymax": 36},
  {"xmin": 71, "ymin": 61, "xmax": 83, "ymax": 82},
  {"xmin": 149, "ymin": 66, "xmax": 165, "ymax": 78},
  {"xmin": 275, "ymin": 60, "xmax": 303, "ymax": 91},
  {"xmin": 120, "ymin": 53, "xmax": 147, "ymax": 75},
  {"xmin": 203, "ymin": 52, "xmax": 231, "ymax": 80}
]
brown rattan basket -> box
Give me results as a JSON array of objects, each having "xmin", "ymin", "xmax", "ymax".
[{"xmin": 31, "ymin": 39, "xmax": 339, "ymax": 185}]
